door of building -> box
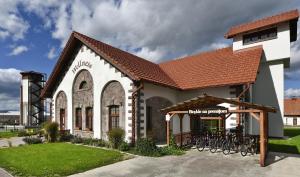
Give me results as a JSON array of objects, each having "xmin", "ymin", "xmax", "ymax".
[
  {"xmin": 293, "ymin": 118, "xmax": 297, "ymax": 126},
  {"xmin": 60, "ymin": 109, "xmax": 65, "ymax": 130}
]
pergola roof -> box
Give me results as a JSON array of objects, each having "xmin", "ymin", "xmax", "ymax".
[{"xmin": 161, "ymin": 94, "xmax": 277, "ymax": 113}]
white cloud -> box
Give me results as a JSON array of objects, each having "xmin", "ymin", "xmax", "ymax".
[
  {"xmin": 47, "ymin": 47, "xmax": 57, "ymax": 59},
  {"xmin": 285, "ymin": 88, "xmax": 300, "ymax": 98},
  {"xmin": 8, "ymin": 45, "xmax": 28, "ymax": 56},
  {"xmin": 285, "ymin": 22, "xmax": 300, "ymax": 81},
  {"xmin": 0, "ymin": 0, "xmax": 29, "ymax": 41},
  {"xmin": 18, "ymin": 0, "xmax": 290, "ymax": 62},
  {"xmin": 0, "ymin": 68, "xmax": 21, "ymax": 111},
  {"xmin": 0, "ymin": 68, "xmax": 21, "ymax": 83},
  {"xmin": 134, "ymin": 47, "xmax": 166, "ymax": 62}
]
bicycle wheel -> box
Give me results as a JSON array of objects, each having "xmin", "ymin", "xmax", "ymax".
[
  {"xmin": 209, "ymin": 139, "xmax": 218, "ymax": 153},
  {"xmin": 222, "ymin": 141, "xmax": 230, "ymax": 155},
  {"xmin": 240, "ymin": 144, "xmax": 248, "ymax": 156},
  {"xmin": 196, "ymin": 138, "xmax": 205, "ymax": 152}
]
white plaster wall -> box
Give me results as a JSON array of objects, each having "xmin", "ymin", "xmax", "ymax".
[
  {"xmin": 52, "ymin": 45, "xmax": 133, "ymax": 140},
  {"xmin": 252, "ymin": 60, "xmax": 284, "ymax": 137},
  {"xmin": 21, "ymin": 78, "xmax": 29, "ymax": 125},
  {"xmin": 284, "ymin": 117, "xmax": 300, "ymax": 126},
  {"xmin": 233, "ymin": 22, "xmax": 290, "ymax": 61},
  {"xmin": 232, "ymin": 22, "xmax": 291, "ymax": 138}
]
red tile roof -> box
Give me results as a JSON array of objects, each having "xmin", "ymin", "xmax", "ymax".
[
  {"xmin": 159, "ymin": 46, "xmax": 262, "ymax": 90},
  {"xmin": 74, "ymin": 32, "xmax": 178, "ymax": 88},
  {"xmin": 225, "ymin": 9, "xmax": 299, "ymax": 38},
  {"xmin": 42, "ymin": 32, "xmax": 262, "ymax": 98},
  {"xmin": 284, "ymin": 98, "xmax": 300, "ymax": 116}
]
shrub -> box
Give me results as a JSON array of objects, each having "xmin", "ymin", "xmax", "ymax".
[
  {"xmin": 71, "ymin": 136, "xmax": 83, "ymax": 144},
  {"xmin": 95, "ymin": 139, "xmax": 109, "ymax": 147},
  {"xmin": 159, "ymin": 146, "xmax": 185, "ymax": 156},
  {"xmin": 38, "ymin": 129, "xmax": 45, "ymax": 137},
  {"xmin": 59, "ymin": 133, "xmax": 74, "ymax": 142},
  {"xmin": 44, "ymin": 122, "xmax": 59, "ymax": 142},
  {"xmin": 18, "ymin": 130, "xmax": 28, "ymax": 137},
  {"xmin": 82, "ymin": 138, "xmax": 93, "ymax": 145},
  {"xmin": 135, "ymin": 138, "xmax": 160, "ymax": 156},
  {"xmin": 23, "ymin": 137, "xmax": 43, "ymax": 144},
  {"xmin": 119, "ymin": 141, "xmax": 130, "ymax": 151},
  {"xmin": 170, "ymin": 136, "xmax": 179, "ymax": 149},
  {"xmin": 107, "ymin": 128, "xmax": 125, "ymax": 149}
]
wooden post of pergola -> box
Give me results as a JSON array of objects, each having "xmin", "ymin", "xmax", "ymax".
[{"xmin": 161, "ymin": 94, "xmax": 276, "ymax": 167}]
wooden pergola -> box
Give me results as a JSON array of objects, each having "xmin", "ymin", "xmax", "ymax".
[{"xmin": 161, "ymin": 94, "xmax": 276, "ymax": 167}]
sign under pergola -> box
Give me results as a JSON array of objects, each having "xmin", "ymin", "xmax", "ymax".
[{"xmin": 161, "ymin": 94, "xmax": 276, "ymax": 167}]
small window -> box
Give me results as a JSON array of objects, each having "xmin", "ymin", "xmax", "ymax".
[
  {"xmin": 109, "ymin": 105, "xmax": 120, "ymax": 130},
  {"xmin": 85, "ymin": 107, "xmax": 93, "ymax": 131},
  {"xmin": 75, "ymin": 108, "xmax": 82, "ymax": 130},
  {"xmin": 79, "ymin": 81, "xmax": 88, "ymax": 89},
  {"xmin": 243, "ymin": 27, "xmax": 277, "ymax": 45}
]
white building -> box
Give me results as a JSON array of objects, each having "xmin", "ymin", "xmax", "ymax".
[
  {"xmin": 284, "ymin": 98, "xmax": 300, "ymax": 126},
  {"xmin": 41, "ymin": 9, "xmax": 299, "ymax": 142}
]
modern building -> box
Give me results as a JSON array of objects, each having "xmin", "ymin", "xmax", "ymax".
[
  {"xmin": 0, "ymin": 111, "xmax": 20, "ymax": 125},
  {"xmin": 284, "ymin": 98, "xmax": 300, "ymax": 126},
  {"xmin": 41, "ymin": 9, "xmax": 299, "ymax": 143},
  {"xmin": 20, "ymin": 71, "xmax": 47, "ymax": 126}
]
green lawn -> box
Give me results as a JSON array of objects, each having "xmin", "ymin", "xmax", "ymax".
[
  {"xmin": 0, "ymin": 143, "xmax": 125, "ymax": 177},
  {"xmin": 0, "ymin": 131, "xmax": 18, "ymax": 139},
  {"xmin": 269, "ymin": 127, "xmax": 300, "ymax": 154}
]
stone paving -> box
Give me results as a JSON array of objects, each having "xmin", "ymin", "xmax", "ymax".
[
  {"xmin": 0, "ymin": 137, "xmax": 25, "ymax": 147},
  {"xmin": 70, "ymin": 150, "xmax": 300, "ymax": 177}
]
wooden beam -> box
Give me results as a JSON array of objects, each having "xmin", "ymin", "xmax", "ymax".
[
  {"xmin": 200, "ymin": 117, "xmax": 222, "ymax": 120},
  {"xmin": 168, "ymin": 111, "xmax": 189, "ymax": 114},
  {"xmin": 260, "ymin": 111, "xmax": 266, "ymax": 167},
  {"xmin": 229, "ymin": 109, "xmax": 261, "ymax": 113},
  {"xmin": 178, "ymin": 114, "xmax": 184, "ymax": 147},
  {"xmin": 225, "ymin": 113, "xmax": 232, "ymax": 119},
  {"xmin": 166, "ymin": 120, "xmax": 170, "ymax": 146},
  {"xmin": 250, "ymin": 112, "xmax": 260, "ymax": 121}
]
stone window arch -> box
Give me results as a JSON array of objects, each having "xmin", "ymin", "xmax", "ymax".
[
  {"xmin": 101, "ymin": 81, "xmax": 125, "ymax": 139},
  {"xmin": 55, "ymin": 91, "xmax": 67, "ymax": 130},
  {"xmin": 72, "ymin": 69, "xmax": 94, "ymax": 136}
]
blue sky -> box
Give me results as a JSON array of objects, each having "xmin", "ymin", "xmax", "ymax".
[{"xmin": 0, "ymin": 0, "xmax": 300, "ymax": 111}]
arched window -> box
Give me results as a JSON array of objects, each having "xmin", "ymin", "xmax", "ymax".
[{"xmin": 79, "ymin": 81, "xmax": 88, "ymax": 89}]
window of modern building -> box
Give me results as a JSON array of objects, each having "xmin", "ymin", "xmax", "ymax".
[
  {"xmin": 109, "ymin": 105, "xmax": 120, "ymax": 130},
  {"xmin": 79, "ymin": 81, "xmax": 88, "ymax": 90},
  {"xmin": 75, "ymin": 107, "xmax": 82, "ymax": 130},
  {"xmin": 243, "ymin": 27, "xmax": 277, "ymax": 45},
  {"xmin": 86, "ymin": 107, "xmax": 93, "ymax": 131}
]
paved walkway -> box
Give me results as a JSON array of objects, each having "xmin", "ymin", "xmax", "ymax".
[
  {"xmin": 0, "ymin": 137, "xmax": 25, "ymax": 147},
  {"xmin": 70, "ymin": 150, "xmax": 300, "ymax": 177},
  {"xmin": 0, "ymin": 168, "xmax": 13, "ymax": 177}
]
